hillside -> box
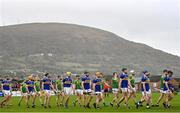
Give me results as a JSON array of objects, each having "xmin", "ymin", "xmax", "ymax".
[{"xmin": 0, "ymin": 23, "xmax": 179, "ymax": 77}]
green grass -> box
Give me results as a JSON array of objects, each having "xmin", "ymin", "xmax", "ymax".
[{"xmin": 0, "ymin": 93, "xmax": 180, "ymax": 112}]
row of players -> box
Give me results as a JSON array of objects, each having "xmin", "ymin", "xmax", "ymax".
[{"xmin": 0, "ymin": 68, "xmax": 174, "ymax": 109}]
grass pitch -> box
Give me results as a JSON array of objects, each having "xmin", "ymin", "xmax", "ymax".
[{"xmin": 0, "ymin": 93, "xmax": 180, "ymax": 112}]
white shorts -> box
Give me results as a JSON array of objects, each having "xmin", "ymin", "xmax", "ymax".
[
  {"xmin": 84, "ymin": 89, "xmax": 92, "ymax": 93},
  {"xmin": 75, "ymin": 89, "xmax": 83, "ymax": 95},
  {"xmin": 128, "ymin": 87, "xmax": 136, "ymax": 93},
  {"xmin": 3, "ymin": 90, "xmax": 11, "ymax": 96},
  {"xmin": 160, "ymin": 89, "xmax": 164, "ymax": 93},
  {"xmin": 121, "ymin": 88, "xmax": 128, "ymax": 92},
  {"xmin": 44, "ymin": 90, "xmax": 51, "ymax": 95},
  {"xmin": 163, "ymin": 90, "xmax": 168, "ymax": 94},
  {"xmin": 64, "ymin": 87, "xmax": 72, "ymax": 95},
  {"xmin": 56, "ymin": 90, "xmax": 62, "ymax": 93},
  {"xmin": 21, "ymin": 93, "xmax": 27, "ymax": 96},
  {"xmin": 142, "ymin": 90, "xmax": 151, "ymax": 96},
  {"xmin": 112, "ymin": 88, "xmax": 119, "ymax": 93},
  {"xmin": 95, "ymin": 92, "xmax": 103, "ymax": 96},
  {"xmin": 27, "ymin": 91, "xmax": 36, "ymax": 96},
  {"xmin": 35, "ymin": 91, "xmax": 41, "ymax": 95}
]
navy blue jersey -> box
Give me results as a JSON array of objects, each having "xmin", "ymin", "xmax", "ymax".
[
  {"xmin": 82, "ymin": 75, "xmax": 91, "ymax": 89},
  {"xmin": 26, "ymin": 80, "xmax": 34, "ymax": 92},
  {"xmin": 2, "ymin": 80, "xmax": 11, "ymax": 90},
  {"xmin": 119, "ymin": 73, "xmax": 128, "ymax": 88},
  {"xmin": 93, "ymin": 78, "xmax": 102, "ymax": 92},
  {"xmin": 141, "ymin": 74, "xmax": 150, "ymax": 91},
  {"xmin": 62, "ymin": 77, "xmax": 72, "ymax": 87},
  {"xmin": 42, "ymin": 77, "xmax": 52, "ymax": 90},
  {"xmin": 163, "ymin": 76, "xmax": 171, "ymax": 91},
  {"xmin": 169, "ymin": 77, "xmax": 173, "ymax": 89}
]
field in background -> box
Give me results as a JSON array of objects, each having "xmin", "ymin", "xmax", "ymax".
[{"xmin": 0, "ymin": 93, "xmax": 180, "ymax": 112}]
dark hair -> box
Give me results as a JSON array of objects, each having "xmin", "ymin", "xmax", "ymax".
[
  {"xmin": 84, "ymin": 71, "xmax": 89, "ymax": 75},
  {"xmin": 76, "ymin": 75, "xmax": 80, "ymax": 77},
  {"xmin": 122, "ymin": 68, "xmax": 127, "ymax": 72},
  {"xmin": 113, "ymin": 72, "xmax": 117, "ymax": 75},
  {"xmin": 163, "ymin": 69, "xmax": 168, "ymax": 73},
  {"xmin": 45, "ymin": 73, "xmax": 49, "ymax": 77},
  {"xmin": 143, "ymin": 70, "xmax": 148, "ymax": 74},
  {"xmin": 168, "ymin": 70, "xmax": 173, "ymax": 75}
]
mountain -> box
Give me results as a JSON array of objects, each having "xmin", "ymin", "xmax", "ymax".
[{"xmin": 0, "ymin": 23, "xmax": 179, "ymax": 77}]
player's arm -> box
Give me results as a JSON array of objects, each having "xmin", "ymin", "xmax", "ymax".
[
  {"xmin": 92, "ymin": 83, "xmax": 95, "ymax": 93},
  {"xmin": 26, "ymin": 84, "xmax": 29, "ymax": 93},
  {"xmin": 1, "ymin": 83, "xmax": 3, "ymax": 90},
  {"xmin": 20, "ymin": 84, "xmax": 23, "ymax": 92},
  {"xmin": 41, "ymin": 81, "xmax": 44, "ymax": 91},
  {"xmin": 34, "ymin": 83, "xmax": 37, "ymax": 92},
  {"xmin": 10, "ymin": 83, "xmax": 12, "ymax": 92},
  {"xmin": 106, "ymin": 82, "xmax": 110, "ymax": 88},
  {"xmin": 128, "ymin": 79, "xmax": 132, "ymax": 89},
  {"xmin": 72, "ymin": 82, "xmax": 76, "ymax": 94},
  {"xmin": 81, "ymin": 80, "xmax": 85, "ymax": 91},
  {"xmin": 50, "ymin": 82, "xmax": 55, "ymax": 91},
  {"xmin": 118, "ymin": 78, "xmax": 122, "ymax": 91},
  {"xmin": 61, "ymin": 81, "xmax": 63, "ymax": 92},
  {"xmin": 55, "ymin": 81, "xmax": 58, "ymax": 91},
  {"xmin": 142, "ymin": 82, "xmax": 146, "ymax": 94}
]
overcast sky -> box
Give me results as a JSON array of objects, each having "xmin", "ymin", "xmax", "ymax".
[{"xmin": 0, "ymin": 0, "xmax": 180, "ymax": 56}]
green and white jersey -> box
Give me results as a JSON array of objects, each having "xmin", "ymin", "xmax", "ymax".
[
  {"xmin": 112, "ymin": 77, "xmax": 119, "ymax": 89},
  {"xmin": 34, "ymin": 81, "xmax": 41, "ymax": 92},
  {"xmin": 160, "ymin": 75, "xmax": 165, "ymax": 89},
  {"xmin": 129, "ymin": 75, "xmax": 135, "ymax": 87},
  {"xmin": 21, "ymin": 83, "xmax": 27, "ymax": 93},
  {"xmin": 73, "ymin": 79, "xmax": 82, "ymax": 89},
  {"xmin": 56, "ymin": 79, "xmax": 62, "ymax": 91}
]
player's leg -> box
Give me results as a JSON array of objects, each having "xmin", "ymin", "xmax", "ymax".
[
  {"xmin": 77, "ymin": 93, "xmax": 82, "ymax": 106},
  {"xmin": 93, "ymin": 94, "xmax": 98, "ymax": 109},
  {"xmin": 32, "ymin": 93, "xmax": 36, "ymax": 108},
  {"xmin": 128, "ymin": 89, "xmax": 137, "ymax": 105},
  {"xmin": 156, "ymin": 91, "xmax": 164, "ymax": 106},
  {"xmin": 96, "ymin": 94, "xmax": 101, "ymax": 109},
  {"xmin": 64, "ymin": 88, "xmax": 71, "ymax": 108},
  {"xmin": 110, "ymin": 89, "xmax": 118, "ymax": 106},
  {"xmin": 146, "ymin": 93, "xmax": 151, "ymax": 109},
  {"xmin": 137, "ymin": 92, "xmax": 146, "ymax": 108},
  {"xmin": 37, "ymin": 92, "xmax": 43, "ymax": 106},
  {"xmin": 166, "ymin": 92, "xmax": 173, "ymax": 108},
  {"xmin": 86, "ymin": 94, "xmax": 93, "ymax": 108},
  {"xmin": 26, "ymin": 94, "xmax": 30, "ymax": 108},
  {"xmin": 3, "ymin": 94, "xmax": 11, "ymax": 106},
  {"xmin": 150, "ymin": 92, "xmax": 154, "ymax": 106},
  {"xmin": 64, "ymin": 94, "xmax": 70, "ymax": 108},
  {"xmin": 5, "ymin": 92, "xmax": 12, "ymax": 106},
  {"xmin": 124, "ymin": 91, "xmax": 130, "ymax": 109},
  {"xmin": 44, "ymin": 92, "xmax": 48, "ymax": 108},
  {"xmin": 73, "ymin": 90, "xmax": 78, "ymax": 106},
  {"xmin": 56, "ymin": 92, "xmax": 60, "ymax": 107},
  {"xmin": 117, "ymin": 89, "xmax": 125, "ymax": 108},
  {"xmin": 60, "ymin": 92, "xmax": 64, "ymax": 106},
  {"xmin": 0, "ymin": 95, "xmax": 8, "ymax": 107},
  {"xmin": 101, "ymin": 92, "xmax": 106, "ymax": 106},
  {"xmin": 40, "ymin": 91, "xmax": 44, "ymax": 106},
  {"xmin": 47, "ymin": 93, "xmax": 51, "ymax": 108},
  {"xmin": 18, "ymin": 94, "xmax": 24, "ymax": 106}
]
